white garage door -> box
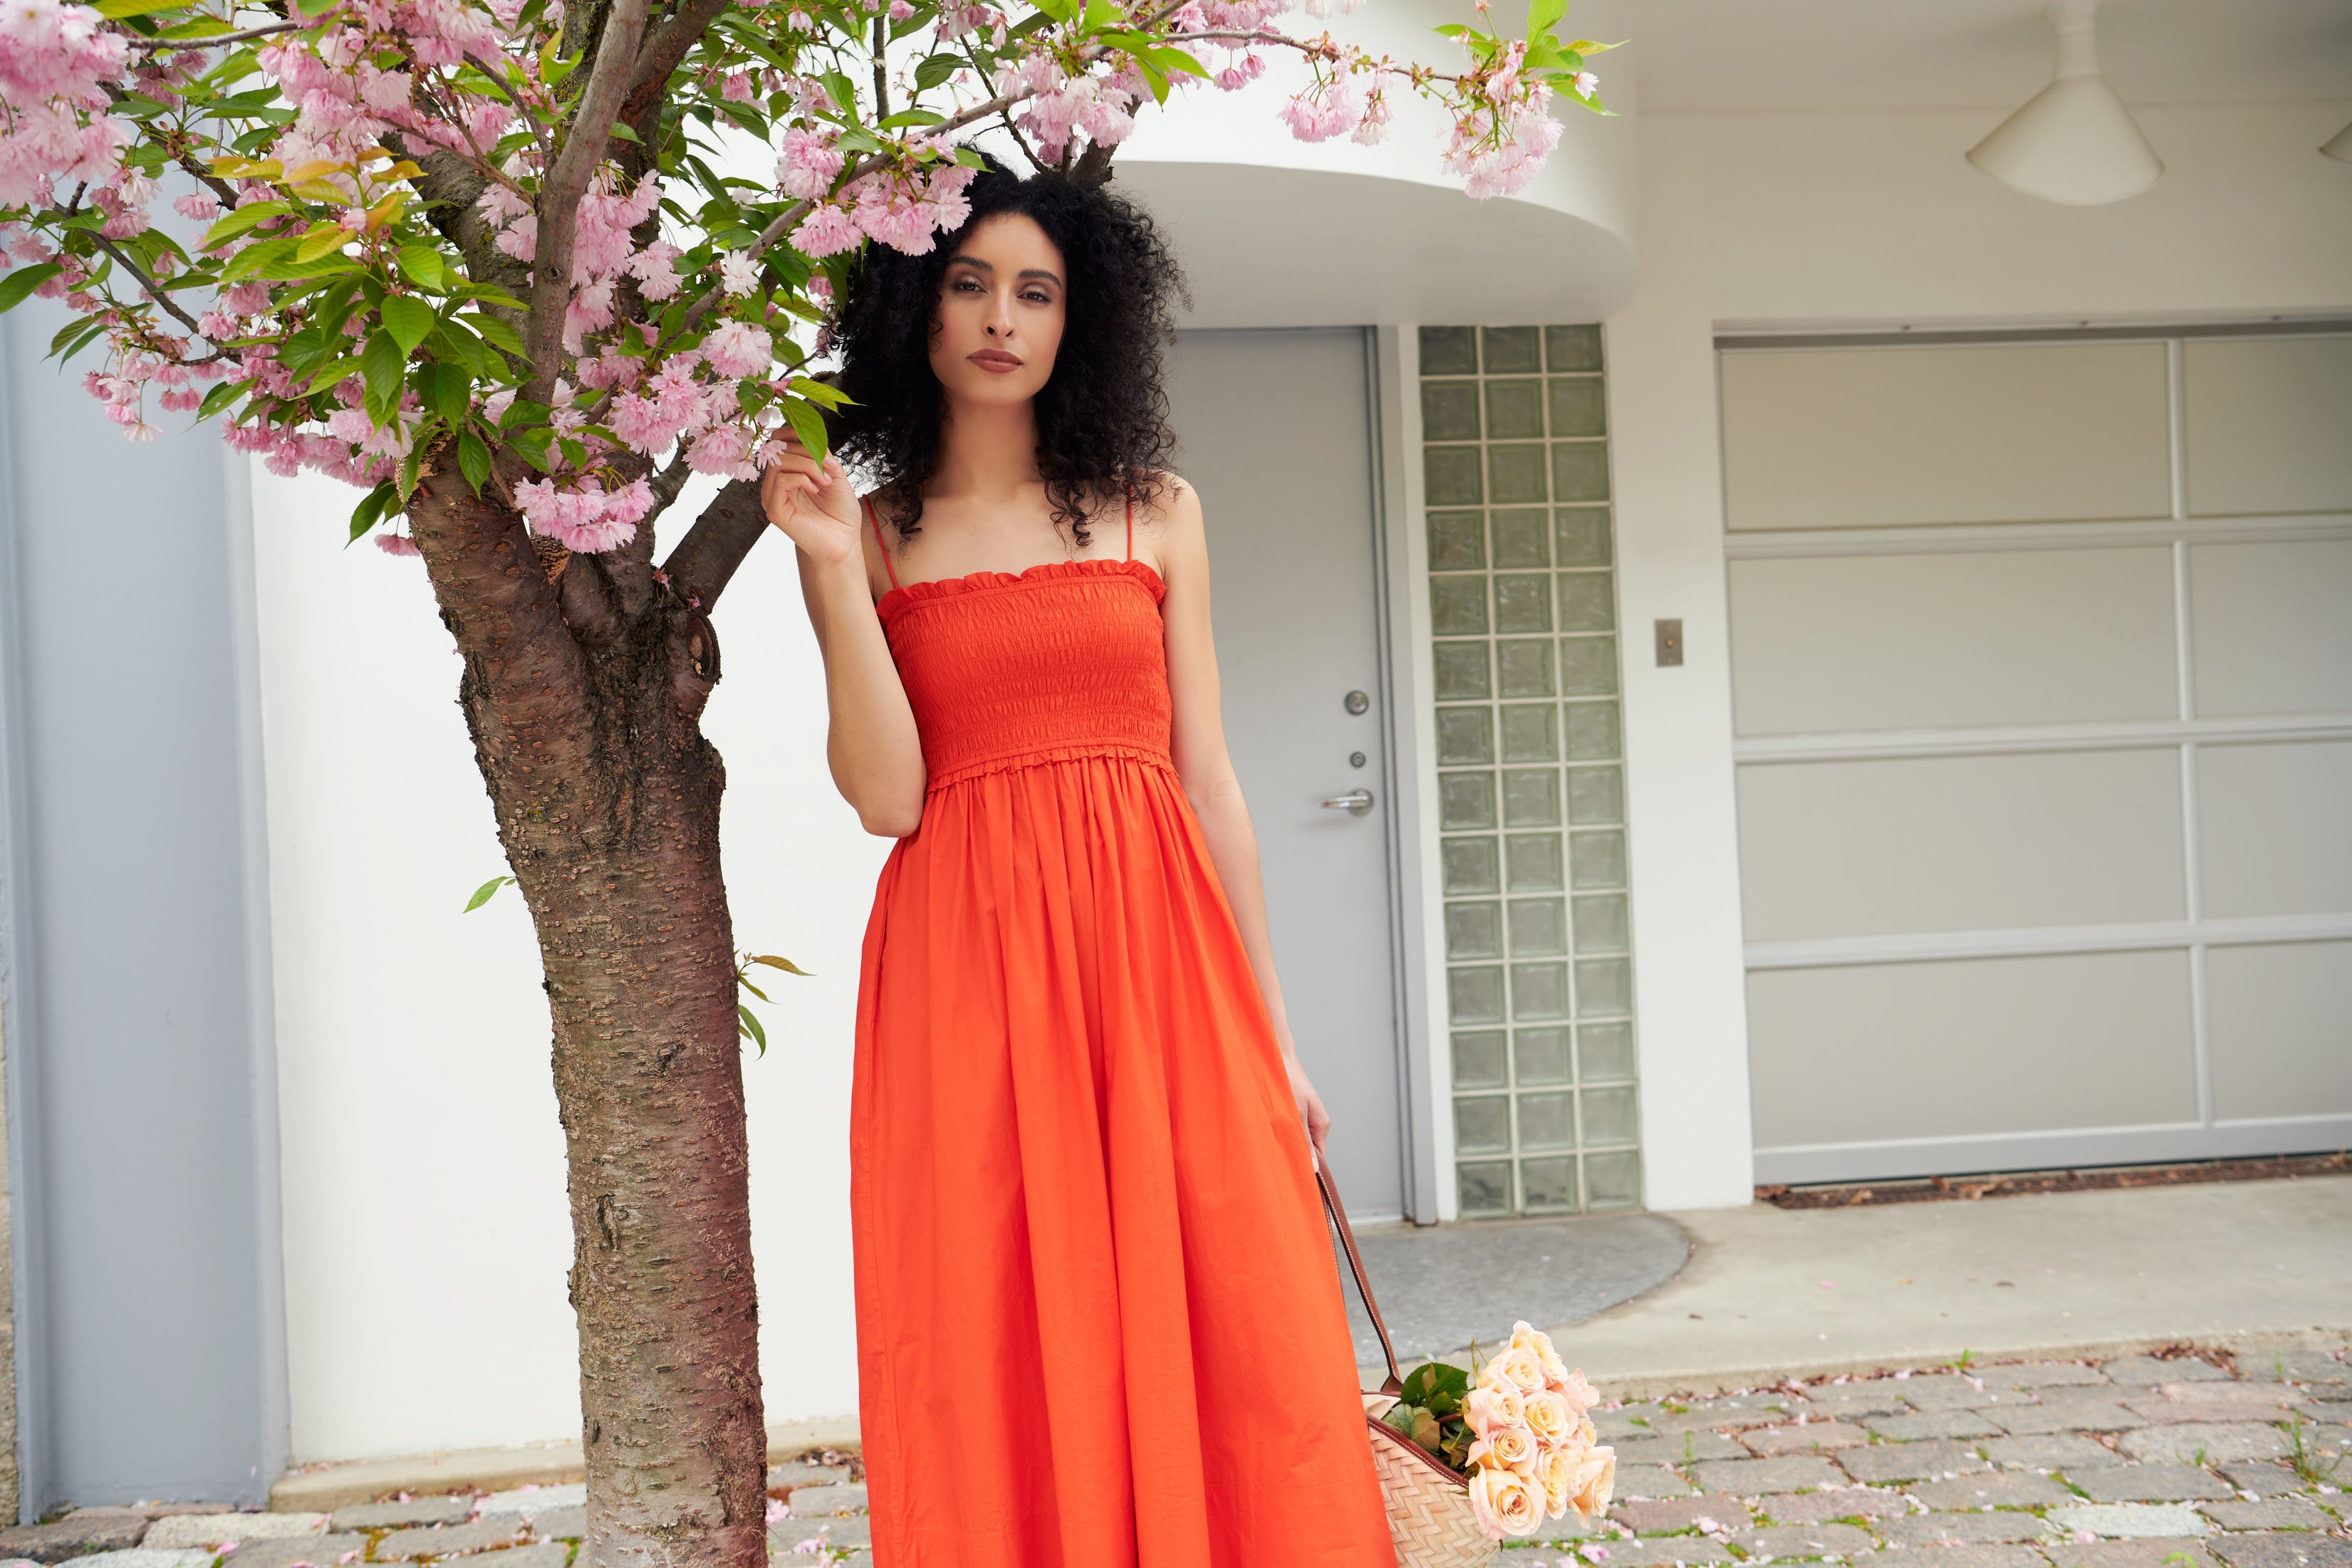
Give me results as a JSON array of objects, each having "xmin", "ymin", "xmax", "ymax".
[{"xmin": 1719, "ymin": 328, "xmax": 2352, "ymax": 1184}]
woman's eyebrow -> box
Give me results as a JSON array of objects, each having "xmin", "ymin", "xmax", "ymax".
[{"xmin": 945, "ymin": 256, "xmax": 1062, "ymax": 288}]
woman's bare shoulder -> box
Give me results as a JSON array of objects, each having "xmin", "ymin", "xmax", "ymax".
[{"xmin": 1130, "ymin": 469, "xmax": 1203, "ymax": 538}]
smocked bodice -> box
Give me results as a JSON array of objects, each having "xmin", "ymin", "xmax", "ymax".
[{"xmin": 878, "ymin": 558, "xmax": 1173, "ymax": 792}]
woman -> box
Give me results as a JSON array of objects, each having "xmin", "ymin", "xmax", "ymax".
[{"xmin": 759, "ymin": 162, "xmax": 1396, "ymax": 1567}]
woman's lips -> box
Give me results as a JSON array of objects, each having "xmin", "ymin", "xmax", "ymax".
[{"xmin": 968, "ymin": 350, "xmax": 1023, "ymax": 373}]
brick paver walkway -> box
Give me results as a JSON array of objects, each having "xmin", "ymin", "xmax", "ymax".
[
  {"xmin": 2, "ymin": 1351, "xmax": 2341, "ymax": 1568},
  {"xmin": 1505, "ymin": 1351, "xmax": 2349, "ymax": 1568}
]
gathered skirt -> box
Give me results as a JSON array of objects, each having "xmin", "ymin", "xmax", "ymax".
[{"xmin": 849, "ymin": 750, "xmax": 1398, "ymax": 1567}]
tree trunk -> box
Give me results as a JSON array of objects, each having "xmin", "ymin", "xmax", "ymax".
[{"xmin": 409, "ymin": 459, "xmax": 768, "ymax": 1568}]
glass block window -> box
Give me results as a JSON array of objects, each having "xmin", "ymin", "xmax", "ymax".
[{"xmin": 1421, "ymin": 324, "xmax": 1640, "ymax": 1217}]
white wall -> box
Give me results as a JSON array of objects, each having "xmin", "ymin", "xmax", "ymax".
[
  {"xmin": 255, "ymin": 469, "xmax": 881, "ymax": 1460},
  {"xmin": 1606, "ymin": 99, "xmax": 2352, "ymax": 1211}
]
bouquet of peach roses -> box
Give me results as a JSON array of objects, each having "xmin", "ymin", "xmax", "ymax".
[{"xmin": 1371, "ymin": 1321, "xmax": 1616, "ymax": 1542}]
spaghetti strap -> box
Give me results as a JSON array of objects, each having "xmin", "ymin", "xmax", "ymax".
[
  {"xmin": 865, "ymin": 498, "xmax": 902, "ymax": 592},
  {"xmin": 1124, "ymin": 491, "xmax": 1133, "ymax": 563}
]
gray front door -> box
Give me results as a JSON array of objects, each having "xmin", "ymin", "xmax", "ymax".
[{"xmin": 1165, "ymin": 327, "xmax": 1406, "ymax": 1221}]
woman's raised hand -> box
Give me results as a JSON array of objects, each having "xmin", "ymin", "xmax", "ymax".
[{"xmin": 759, "ymin": 433, "xmax": 863, "ymax": 569}]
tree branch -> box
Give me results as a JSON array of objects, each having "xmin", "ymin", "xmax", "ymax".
[
  {"xmin": 122, "ymin": 15, "xmax": 320, "ymax": 48},
  {"xmin": 555, "ymin": 550, "xmax": 628, "ymax": 643},
  {"xmin": 524, "ymin": 0, "xmax": 654, "ymax": 405},
  {"xmin": 87, "ymin": 231, "xmax": 216, "ymax": 343},
  {"xmin": 619, "ymin": 0, "xmax": 733, "ymax": 129},
  {"xmin": 659, "ymin": 477, "xmax": 766, "ymax": 612},
  {"xmin": 407, "ymin": 441, "xmax": 596, "ymax": 756}
]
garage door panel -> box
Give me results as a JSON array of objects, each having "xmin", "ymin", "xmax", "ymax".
[
  {"xmin": 2184, "ymin": 338, "xmax": 2352, "ymax": 517},
  {"xmin": 2207, "ymin": 941, "xmax": 2352, "ymax": 1122},
  {"xmin": 2189, "ymin": 540, "xmax": 2352, "ymax": 717},
  {"xmin": 1748, "ymin": 951, "xmax": 2197, "ymax": 1149},
  {"xmin": 2198, "ymin": 740, "xmax": 2352, "ymax": 919},
  {"xmin": 1737, "ymin": 750, "xmax": 2186, "ymax": 942},
  {"xmin": 1729, "ymin": 548, "xmax": 2178, "ymax": 736},
  {"xmin": 1722, "ymin": 343, "xmax": 2173, "ymax": 532}
]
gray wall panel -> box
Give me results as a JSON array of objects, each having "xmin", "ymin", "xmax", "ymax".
[
  {"xmin": 1748, "ymin": 951, "xmax": 2197, "ymax": 1152},
  {"xmin": 1, "ymin": 300, "xmax": 282, "ymax": 1511},
  {"xmin": 1727, "ymin": 548, "xmax": 2177, "ymax": 736},
  {"xmin": 1737, "ymin": 749, "xmax": 2185, "ymax": 941},
  {"xmin": 2206, "ymin": 941, "xmax": 2352, "ymax": 1122},
  {"xmin": 2188, "ymin": 540, "xmax": 2352, "ymax": 718},
  {"xmin": 2198, "ymin": 740, "xmax": 2352, "ymax": 920}
]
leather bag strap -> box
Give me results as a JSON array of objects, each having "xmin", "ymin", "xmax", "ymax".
[{"xmin": 1315, "ymin": 1159, "xmax": 1405, "ymax": 1396}]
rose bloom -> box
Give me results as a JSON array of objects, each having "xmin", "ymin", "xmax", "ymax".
[
  {"xmin": 1469, "ymin": 1464, "xmax": 1545, "ymax": 1540},
  {"xmin": 1522, "ymin": 1389, "xmax": 1573, "ymax": 1443},
  {"xmin": 1571, "ymin": 1444, "xmax": 1617, "ymax": 1523},
  {"xmin": 1488, "ymin": 1344, "xmax": 1548, "ymax": 1394},
  {"xmin": 1536, "ymin": 1443, "xmax": 1576, "ymax": 1519},
  {"xmin": 1470, "ymin": 1426, "xmax": 1539, "ymax": 1477},
  {"xmin": 1464, "ymin": 1382, "xmax": 1526, "ymax": 1436},
  {"xmin": 1553, "ymin": 1365, "xmax": 1597, "ymax": 1412}
]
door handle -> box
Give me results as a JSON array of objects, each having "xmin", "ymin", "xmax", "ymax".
[{"xmin": 1318, "ymin": 788, "xmax": 1375, "ymax": 817}]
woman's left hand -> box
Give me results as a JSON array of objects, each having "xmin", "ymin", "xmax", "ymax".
[{"xmin": 1286, "ymin": 1056, "xmax": 1331, "ymax": 1163}]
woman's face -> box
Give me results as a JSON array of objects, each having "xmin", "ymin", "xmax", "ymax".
[{"xmin": 927, "ymin": 212, "xmax": 1067, "ymax": 414}]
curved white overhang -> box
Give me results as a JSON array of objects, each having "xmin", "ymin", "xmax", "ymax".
[{"xmin": 1104, "ymin": 0, "xmax": 1640, "ymax": 327}]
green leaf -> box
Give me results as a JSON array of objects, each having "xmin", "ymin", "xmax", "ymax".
[
  {"xmin": 780, "ymin": 395, "xmax": 829, "ymax": 463},
  {"xmin": 787, "ymin": 376, "xmax": 850, "ymax": 410},
  {"xmin": 220, "ymin": 234, "xmax": 298, "ymax": 281},
  {"xmin": 360, "ymin": 328, "xmax": 405, "ymax": 406},
  {"xmin": 876, "ymin": 108, "xmax": 945, "ymax": 130},
  {"xmin": 464, "ymin": 310, "xmax": 527, "ymax": 360},
  {"xmin": 738, "ymin": 977, "xmax": 771, "ymax": 1003},
  {"xmin": 506, "ymin": 424, "xmax": 555, "ymax": 472},
  {"xmin": 463, "ymin": 874, "xmax": 514, "ymax": 911},
  {"xmin": 196, "ymin": 378, "xmax": 249, "ymax": 419},
  {"xmin": 200, "ymin": 201, "xmax": 291, "ymax": 250},
  {"xmin": 305, "ymin": 355, "xmax": 367, "ymax": 396},
  {"xmin": 380, "ymin": 293, "xmax": 437, "ymax": 354},
  {"xmin": 49, "ymin": 313, "xmax": 107, "ymax": 357},
  {"xmin": 749, "ymin": 953, "xmax": 810, "ymax": 976},
  {"xmin": 92, "ymin": 0, "xmax": 187, "ymax": 18},
  {"xmin": 457, "ymin": 429, "xmax": 492, "ymax": 496},
  {"xmin": 347, "ymin": 480, "xmax": 395, "ymax": 543},
  {"xmin": 738, "ymin": 1004, "xmax": 768, "ymax": 1056},
  {"xmin": 0, "ymin": 264, "xmax": 63, "ymax": 315},
  {"xmin": 1526, "ymin": 0, "xmax": 1566, "ymax": 38},
  {"xmin": 913, "ymin": 53, "xmax": 962, "ymax": 90},
  {"xmin": 155, "ymin": 14, "xmax": 234, "ymax": 38},
  {"xmin": 395, "ymin": 244, "xmax": 446, "ymax": 291},
  {"xmin": 425, "ymin": 360, "xmax": 469, "ymax": 424},
  {"xmin": 293, "ymin": 222, "xmax": 352, "ymax": 264},
  {"xmin": 820, "ymin": 70, "xmax": 858, "ymax": 118},
  {"xmin": 497, "ymin": 396, "xmax": 549, "ymax": 431}
]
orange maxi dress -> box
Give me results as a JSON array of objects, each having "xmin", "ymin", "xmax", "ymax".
[{"xmin": 848, "ymin": 500, "xmax": 1398, "ymax": 1568}]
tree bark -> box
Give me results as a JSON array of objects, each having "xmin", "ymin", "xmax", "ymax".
[{"xmin": 407, "ymin": 456, "xmax": 767, "ymax": 1568}]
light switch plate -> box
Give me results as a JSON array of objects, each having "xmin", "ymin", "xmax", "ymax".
[{"xmin": 1655, "ymin": 618, "xmax": 1684, "ymax": 667}]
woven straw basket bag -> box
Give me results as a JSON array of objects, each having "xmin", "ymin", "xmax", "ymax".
[{"xmin": 1316, "ymin": 1164, "xmax": 1499, "ymax": 1568}]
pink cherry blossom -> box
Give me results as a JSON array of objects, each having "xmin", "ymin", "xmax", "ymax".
[{"xmin": 702, "ymin": 320, "xmax": 773, "ymax": 380}]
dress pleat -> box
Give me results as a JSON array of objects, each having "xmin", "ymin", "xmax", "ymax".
[{"xmin": 848, "ymin": 558, "xmax": 1397, "ymax": 1568}]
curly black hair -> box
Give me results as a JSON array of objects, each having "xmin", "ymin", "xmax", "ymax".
[{"xmin": 828, "ymin": 156, "xmax": 1188, "ymax": 548}]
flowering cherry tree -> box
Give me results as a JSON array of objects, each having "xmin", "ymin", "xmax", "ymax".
[{"xmin": 1, "ymin": 0, "xmax": 1608, "ymax": 1554}]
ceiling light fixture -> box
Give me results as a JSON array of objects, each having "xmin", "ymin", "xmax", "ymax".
[
  {"xmin": 1967, "ymin": 0, "xmax": 2164, "ymax": 205},
  {"xmin": 2324, "ymin": 121, "xmax": 2352, "ymax": 164}
]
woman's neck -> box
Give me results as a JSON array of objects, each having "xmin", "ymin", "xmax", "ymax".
[{"xmin": 925, "ymin": 395, "xmax": 1042, "ymax": 504}]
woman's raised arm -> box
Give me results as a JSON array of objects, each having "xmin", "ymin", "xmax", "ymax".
[{"xmin": 761, "ymin": 446, "xmax": 927, "ymax": 837}]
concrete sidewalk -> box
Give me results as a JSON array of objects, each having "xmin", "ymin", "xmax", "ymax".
[{"xmin": 1538, "ymin": 1175, "xmax": 2352, "ymax": 1398}]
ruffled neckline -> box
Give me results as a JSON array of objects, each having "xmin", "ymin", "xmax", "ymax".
[{"xmin": 876, "ymin": 555, "xmax": 1167, "ymax": 621}]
